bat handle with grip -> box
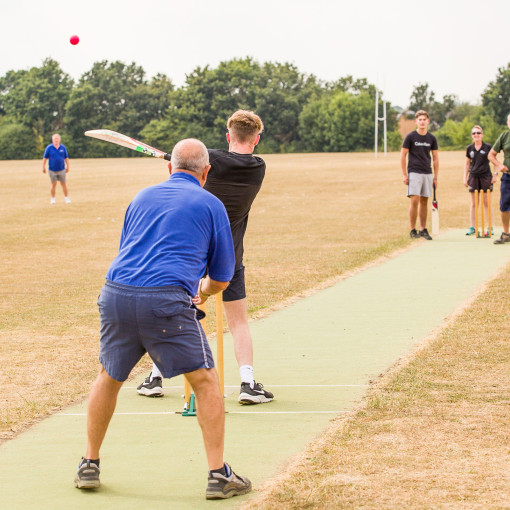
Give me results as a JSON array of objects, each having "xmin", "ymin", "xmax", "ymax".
[{"xmin": 163, "ymin": 153, "xmax": 171, "ymax": 161}]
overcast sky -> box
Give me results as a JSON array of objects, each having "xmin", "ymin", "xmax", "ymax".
[{"xmin": 2, "ymin": 0, "xmax": 509, "ymax": 108}]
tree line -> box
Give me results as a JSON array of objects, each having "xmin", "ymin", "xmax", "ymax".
[{"xmin": 1, "ymin": 57, "xmax": 509, "ymax": 159}]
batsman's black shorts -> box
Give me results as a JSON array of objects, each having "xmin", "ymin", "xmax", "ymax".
[{"xmin": 223, "ymin": 264, "xmax": 246, "ymax": 302}]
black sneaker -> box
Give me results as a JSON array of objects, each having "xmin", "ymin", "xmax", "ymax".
[
  {"xmin": 410, "ymin": 229, "xmax": 420, "ymax": 239},
  {"xmin": 137, "ymin": 373, "xmax": 164, "ymax": 397},
  {"xmin": 74, "ymin": 458, "xmax": 100, "ymax": 489},
  {"xmin": 238, "ymin": 381, "xmax": 274, "ymax": 405},
  {"xmin": 206, "ymin": 463, "xmax": 252, "ymax": 499},
  {"xmin": 419, "ymin": 228, "xmax": 433, "ymax": 240},
  {"xmin": 494, "ymin": 232, "xmax": 510, "ymax": 245}
]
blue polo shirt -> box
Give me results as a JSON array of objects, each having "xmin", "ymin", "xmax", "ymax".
[
  {"xmin": 106, "ymin": 172, "xmax": 235, "ymax": 294},
  {"xmin": 43, "ymin": 144, "xmax": 69, "ymax": 171}
]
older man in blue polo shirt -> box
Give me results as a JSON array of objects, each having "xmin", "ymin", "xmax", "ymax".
[
  {"xmin": 42, "ymin": 133, "xmax": 71, "ymax": 204},
  {"xmin": 74, "ymin": 138, "xmax": 251, "ymax": 500}
]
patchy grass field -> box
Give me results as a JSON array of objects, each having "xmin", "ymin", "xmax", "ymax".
[{"xmin": 1, "ymin": 151, "xmax": 508, "ymax": 507}]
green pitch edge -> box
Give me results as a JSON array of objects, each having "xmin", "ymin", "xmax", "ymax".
[{"xmin": 1, "ymin": 230, "xmax": 509, "ymax": 509}]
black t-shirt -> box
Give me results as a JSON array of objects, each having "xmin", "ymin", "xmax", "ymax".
[
  {"xmin": 402, "ymin": 131, "xmax": 438, "ymax": 174},
  {"xmin": 466, "ymin": 142, "xmax": 492, "ymax": 176},
  {"xmin": 204, "ymin": 149, "xmax": 266, "ymax": 266}
]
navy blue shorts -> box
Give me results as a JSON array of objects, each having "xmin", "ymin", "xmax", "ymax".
[
  {"xmin": 98, "ymin": 281, "xmax": 214, "ymax": 382},
  {"xmin": 223, "ymin": 264, "xmax": 246, "ymax": 302},
  {"xmin": 500, "ymin": 175, "xmax": 510, "ymax": 212}
]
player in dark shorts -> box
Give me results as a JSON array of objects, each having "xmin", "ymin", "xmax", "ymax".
[
  {"xmin": 463, "ymin": 125, "xmax": 495, "ymax": 236},
  {"xmin": 489, "ymin": 113, "xmax": 510, "ymax": 244},
  {"xmin": 138, "ymin": 110, "xmax": 274, "ymax": 404}
]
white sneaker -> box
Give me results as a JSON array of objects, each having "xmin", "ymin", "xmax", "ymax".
[
  {"xmin": 50, "ymin": 198, "xmax": 56, "ymax": 205},
  {"xmin": 65, "ymin": 197, "xmax": 71, "ymax": 204}
]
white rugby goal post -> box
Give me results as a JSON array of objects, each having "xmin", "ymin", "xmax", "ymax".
[{"xmin": 374, "ymin": 88, "xmax": 387, "ymax": 157}]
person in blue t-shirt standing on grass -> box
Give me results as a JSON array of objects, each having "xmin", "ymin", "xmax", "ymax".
[
  {"xmin": 42, "ymin": 133, "xmax": 71, "ymax": 205},
  {"xmin": 74, "ymin": 138, "xmax": 252, "ymax": 500}
]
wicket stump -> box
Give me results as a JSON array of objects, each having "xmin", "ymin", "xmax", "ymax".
[
  {"xmin": 182, "ymin": 292, "xmax": 224, "ymax": 416},
  {"xmin": 474, "ymin": 189, "xmax": 492, "ymax": 238}
]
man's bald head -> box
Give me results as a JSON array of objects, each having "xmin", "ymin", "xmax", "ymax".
[{"xmin": 170, "ymin": 139, "xmax": 209, "ymax": 177}]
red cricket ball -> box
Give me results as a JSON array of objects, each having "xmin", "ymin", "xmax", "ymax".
[{"xmin": 70, "ymin": 35, "xmax": 80, "ymax": 45}]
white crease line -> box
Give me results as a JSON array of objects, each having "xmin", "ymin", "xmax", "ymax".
[
  {"xmin": 229, "ymin": 411, "xmax": 346, "ymax": 414},
  {"xmin": 122, "ymin": 384, "xmax": 369, "ymax": 390}
]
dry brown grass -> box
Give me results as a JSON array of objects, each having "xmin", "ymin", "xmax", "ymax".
[
  {"xmin": 240, "ymin": 265, "xmax": 510, "ymax": 509},
  {"xmin": 2, "ymin": 152, "xmax": 507, "ymax": 506}
]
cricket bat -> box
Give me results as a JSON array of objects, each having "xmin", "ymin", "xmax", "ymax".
[
  {"xmin": 431, "ymin": 187, "xmax": 439, "ymax": 235},
  {"xmin": 84, "ymin": 129, "xmax": 171, "ymax": 160}
]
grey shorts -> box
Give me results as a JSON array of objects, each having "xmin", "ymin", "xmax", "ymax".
[
  {"xmin": 407, "ymin": 173, "xmax": 433, "ymax": 197},
  {"xmin": 97, "ymin": 280, "xmax": 214, "ymax": 382},
  {"xmin": 49, "ymin": 170, "xmax": 66, "ymax": 183}
]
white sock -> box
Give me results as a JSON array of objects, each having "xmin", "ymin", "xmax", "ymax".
[
  {"xmin": 239, "ymin": 365, "xmax": 254, "ymax": 386},
  {"xmin": 150, "ymin": 363, "xmax": 163, "ymax": 380}
]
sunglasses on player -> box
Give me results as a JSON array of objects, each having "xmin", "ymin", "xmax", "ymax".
[{"xmin": 472, "ymin": 131, "xmax": 482, "ymax": 135}]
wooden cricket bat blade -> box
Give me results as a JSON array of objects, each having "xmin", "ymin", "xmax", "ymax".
[
  {"xmin": 431, "ymin": 206, "xmax": 439, "ymax": 235},
  {"xmin": 84, "ymin": 129, "xmax": 171, "ymax": 160}
]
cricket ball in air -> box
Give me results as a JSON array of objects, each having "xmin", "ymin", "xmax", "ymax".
[{"xmin": 70, "ymin": 35, "xmax": 80, "ymax": 45}]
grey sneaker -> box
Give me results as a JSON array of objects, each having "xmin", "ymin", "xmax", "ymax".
[
  {"xmin": 410, "ymin": 229, "xmax": 420, "ymax": 239},
  {"xmin": 206, "ymin": 463, "xmax": 251, "ymax": 500},
  {"xmin": 137, "ymin": 373, "xmax": 164, "ymax": 397},
  {"xmin": 238, "ymin": 381, "xmax": 274, "ymax": 405},
  {"xmin": 74, "ymin": 458, "xmax": 100, "ymax": 489},
  {"xmin": 494, "ymin": 232, "xmax": 510, "ymax": 245}
]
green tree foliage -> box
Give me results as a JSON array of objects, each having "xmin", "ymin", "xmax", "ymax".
[
  {"xmin": 3, "ymin": 57, "xmax": 507, "ymax": 159},
  {"xmin": 482, "ymin": 63, "xmax": 510, "ymax": 125},
  {"xmin": 0, "ymin": 117, "xmax": 39, "ymax": 159},
  {"xmin": 408, "ymin": 82, "xmax": 456, "ymax": 130},
  {"xmin": 0, "ymin": 58, "xmax": 73, "ymax": 146},
  {"xmin": 299, "ymin": 82, "xmax": 398, "ymax": 152},
  {"xmin": 64, "ymin": 61, "xmax": 173, "ymax": 156},
  {"xmin": 436, "ymin": 115, "xmax": 504, "ymax": 149},
  {"xmin": 299, "ymin": 90, "xmax": 376, "ymax": 152},
  {"xmin": 142, "ymin": 58, "xmax": 320, "ymax": 153}
]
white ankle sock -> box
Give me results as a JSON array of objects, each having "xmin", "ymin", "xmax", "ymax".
[
  {"xmin": 150, "ymin": 363, "xmax": 163, "ymax": 380},
  {"xmin": 239, "ymin": 365, "xmax": 254, "ymax": 385}
]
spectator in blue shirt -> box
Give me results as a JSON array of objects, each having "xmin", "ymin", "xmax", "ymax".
[
  {"xmin": 42, "ymin": 133, "xmax": 70, "ymax": 204},
  {"xmin": 74, "ymin": 138, "xmax": 251, "ymax": 500}
]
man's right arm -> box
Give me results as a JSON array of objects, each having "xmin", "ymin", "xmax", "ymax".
[
  {"xmin": 488, "ymin": 149, "xmax": 508, "ymax": 174},
  {"xmin": 401, "ymin": 148, "xmax": 409, "ymax": 184},
  {"xmin": 194, "ymin": 277, "xmax": 229, "ymax": 305},
  {"xmin": 42, "ymin": 157, "xmax": 47, "ymax": 173}
]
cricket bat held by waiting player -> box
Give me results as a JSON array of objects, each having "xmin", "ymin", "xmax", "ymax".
[{"xmin": 431, "ymin": 187, "xmax": 439, "ymax": 235}]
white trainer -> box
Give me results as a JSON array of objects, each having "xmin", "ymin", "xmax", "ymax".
[{"xmin": 65, "ymin": 197, "xmax": 71, "ymax": 204}]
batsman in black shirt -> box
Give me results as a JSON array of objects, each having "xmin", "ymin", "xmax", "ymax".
[{"xmin": 139, "ymin": 111, "xmax": 274, "ymax": 404}]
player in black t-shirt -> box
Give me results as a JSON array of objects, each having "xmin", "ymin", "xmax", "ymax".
[
  {"xmin": 138, "ymin": 111, "xmax": 274, "ymax": 404},
  {"xmin": 401, "ymin": 110, "xmax": 439, "ymax": 240},
  {"xmin": 463, "ymin": 125, "xmax": 495, "ymax": 236}
]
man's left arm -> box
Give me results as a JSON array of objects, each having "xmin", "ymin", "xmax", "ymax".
[
  {"xmin": 432, "ymin": 150, "xmax": 439, "ymax": 188},
  {"xmin": 65, "ymin": 158, "xmax": 70, "ymax": 173}
]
